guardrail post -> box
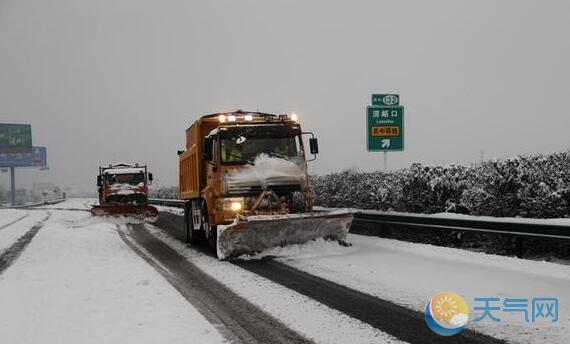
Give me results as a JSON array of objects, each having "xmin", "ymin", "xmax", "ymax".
[
  {"xmin": 515, "ymin": 237, "xmax": 523, "ymax": 259},
  {"xmin": 10, "ymin": 166, "xmax": 16, "ymax": 206}
]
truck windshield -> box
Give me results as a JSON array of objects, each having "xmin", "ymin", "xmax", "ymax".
[
  {"xmin": 106, "ymin": 173, "xmax": 145, "ymax": 186},
  {"xmin": 221, "ymin": 136, "xmax": 300, "ymax": 164}
]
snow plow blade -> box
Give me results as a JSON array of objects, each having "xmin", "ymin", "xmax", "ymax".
[
  {"xmin": 90, "ymin": 205, "xmax": 159, "ymax": 221},
  {"xmin": 217, "ymin": 210, "xmax": 353, "ymax": 260}
]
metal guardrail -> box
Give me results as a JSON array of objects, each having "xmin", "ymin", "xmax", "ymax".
[
  {"xmin": 353, "ymin": 211, "xmax": 570, "ymax": 240},
  {"xmin": 149, "ymin": 199, "xmax": 570, "ymax": 239},
  {"xmin": 149, "ymin": 199, "xmax": 570, "ymax": 258}
]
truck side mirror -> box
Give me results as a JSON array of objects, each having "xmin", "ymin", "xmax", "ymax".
[
  {"xmin": 148, "ymin": 173, "xmax": 153, "ymax": 182},
  {"xmin": 203, "ymin": 137, "xmax": 213, "ymax": 161},
  {"xmin": 97, "ymin": 176, "xmax": 102, "ymax": 187},
  {"xmin": 309, "ymin": 138, "xmax": 319, "ymax": 155}
]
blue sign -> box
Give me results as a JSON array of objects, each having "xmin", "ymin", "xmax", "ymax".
[{"xmin": 0, "ymin": 146, "xmax": 47, "ymax": 167}]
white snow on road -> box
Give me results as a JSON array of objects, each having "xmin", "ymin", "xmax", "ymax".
[
  {"xmin": 0, "ymin": 209, "xmax": 226, "ymax": 344},
  {"xmin": 262, "ymin": 234, "xmax": 570, "ymax": 344},
  {"xmin": 38, "ymin": 197, "xmax": 95, "ymax": 210},
  {"xmin": 0, "ymin": 209, "xmax": 28, "ymax": 228},
  {"xmin": 148, "ymin": 226, "xmax": 403, "ymax": 344},
  {"xmin": 0, "ymin": 210, "xmax": 47, "ymax": 254}
]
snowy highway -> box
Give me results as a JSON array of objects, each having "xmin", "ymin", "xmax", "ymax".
[{"xmin": 0, "ymin": 199, "xmax": 568, "ymax": 344}]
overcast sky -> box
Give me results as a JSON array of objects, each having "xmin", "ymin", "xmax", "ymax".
[{"xmin": 1, "ymin": 0, "xmax": 569, "ymax": 193}]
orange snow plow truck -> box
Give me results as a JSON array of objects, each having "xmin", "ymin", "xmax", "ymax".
[
  {"xmin": 91, "ymin": 163, "xmax": 158, "ymax": 220},
  {"xmin": 178, "ymin": 110, "xmax": 353, "ymax": 259}
]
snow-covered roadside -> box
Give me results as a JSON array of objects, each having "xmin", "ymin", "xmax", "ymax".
[
  {"xmin": 261, "ymin": 234, "xmax": 569, "ymax": 344},
  {"xmin": 0, "ymin": 209, "xmax": 28, "ymax": 228},
  {"xmin": 38, "ymin": 198, "xmax": 95, "ymax": 210},
  {"xmin": 0, "ymin": 210, "xmax": 46, "ymax": 253},
  {"xmin": 147, "ymin": 225, "xmax": 403, "ymax": 344},
  {"xmin": 152, "ymin": 205, "xmax": 184, "ymax": 216},
  {"xmin": 0, "ymin": 210, "xmax": 226, "ymax": 344},
  {"xmin": 317, "ymin": 206, "xmax": 570, "ymax": 227}
]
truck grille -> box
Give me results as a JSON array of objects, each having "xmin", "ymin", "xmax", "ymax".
[{"xmin": 224, "ymin": 175, "xmax": 302, "ymax": 196}]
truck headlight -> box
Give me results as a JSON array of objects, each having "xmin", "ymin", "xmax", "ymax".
[
  {"xmin": 230, "ymin": 201, "xmax": 242, "ymax": 211},
  {"xmin": 220, "ymin": 197, "xmax": 245, "ymax": 212}
]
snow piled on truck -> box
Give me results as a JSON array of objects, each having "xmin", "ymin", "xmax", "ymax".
[{"xmin": 224, "ymin": 154, "xmax": 304, "ymax": 190}]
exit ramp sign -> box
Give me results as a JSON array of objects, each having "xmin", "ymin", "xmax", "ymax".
[{"xmin": 367, "ymin": 94, "xmax": 404, "ymax": 151}]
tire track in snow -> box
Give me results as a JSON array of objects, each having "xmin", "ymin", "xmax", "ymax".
[
  {"xmin": 0, "ymin": 212, "xmax": 51, "ymax": 275},
  {"xmin": 155, "ymin": 211, "xmax": 505, "ymax": 344},
  {"xmin": 233, "ymin": 259, "xmax": 506, "ymax": 344},
  {"xmin": 0, "ymin": 214, "xmax": 30, "ymax": 231},
  {"xmin": 121, "ymin": 223, "xmax": 313, "ymax": 344}
]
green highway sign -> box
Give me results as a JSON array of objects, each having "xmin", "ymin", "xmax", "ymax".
[
  {"xmin": 367, "ymin": 106, "xmax": 404, "ymax": 151},
  {"xmin": 372, "ymin": 94, "xmax": 400, "ymax": 106},
  {"xmin": 0, "ymin": 124, "xmax": 32, "ymax": 148}
]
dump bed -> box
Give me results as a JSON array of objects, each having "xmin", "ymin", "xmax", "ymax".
[{"xmin": 179, "ymin": 117, "xmax": 218, "ymax": 200}]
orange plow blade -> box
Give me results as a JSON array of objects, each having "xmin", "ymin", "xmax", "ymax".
[
  {"xmin": 216, "ymin": 210, "xmax": 353, "ymax": 260},
  {"xmin": 91, "ymin": 204, "xmax": 159, "ymax": 221}
]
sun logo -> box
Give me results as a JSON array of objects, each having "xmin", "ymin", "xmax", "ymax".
[{"xmin": 425, "ymin": 292, "xmax": 469, "ymax": 336}]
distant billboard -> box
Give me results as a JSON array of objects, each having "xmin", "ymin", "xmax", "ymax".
[
  {"xmin": 0, "ymin": 146, "xmax": 47, "ymax": 167},
  {"xmin": 0, "ymin": 124, "xmax": 32, "ymax": 148}
]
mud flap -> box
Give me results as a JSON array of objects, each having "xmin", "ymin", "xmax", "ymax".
[
  {"xmin": 91, "ymin": 205, "xmax": 159, "ymax": 222},
  {"xmin": 216, "ymin": 210, "xmax": 353, "ymax": 260}
]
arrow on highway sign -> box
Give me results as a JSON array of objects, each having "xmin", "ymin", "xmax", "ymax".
[{"xmin": 381, "ymin": 139, "xmax": 390, "ymax": 148}]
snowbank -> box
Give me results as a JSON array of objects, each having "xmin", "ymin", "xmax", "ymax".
[{"xmin": 0, "ymin": 210, "xmax": 226, "ymax": 344}]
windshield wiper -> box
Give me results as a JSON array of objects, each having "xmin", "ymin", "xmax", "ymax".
[
  {"xmin": 227, "ymin": 153, "xmax": 254, "ymax": 165},
  {"xmin": 268, "ymin": 152, "xmax": 290, "ymax": 161}
]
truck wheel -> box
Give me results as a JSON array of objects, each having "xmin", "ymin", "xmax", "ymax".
[
  {"xmin": 184, "ymin": 201, "xmax": 193, "ymax": 243},
  {"xmin": 187, "ymin": 200, "xmax": 206, "ymax": 245},
  {"xmin": 200, "ymin": 203, "xmax": 217, "ymax": 256},
  {"xmin": 288, "ymin": 191, "xmax": 308, "ymax": 213}
]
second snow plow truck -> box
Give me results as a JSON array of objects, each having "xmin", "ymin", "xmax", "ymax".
[
  {"xmin": 91, "ymin": 163, "xmax": 158, "ymax": 220},
  {"xmin": 178, "ymin": 110, "xmax": 353, "ymax": 259}
]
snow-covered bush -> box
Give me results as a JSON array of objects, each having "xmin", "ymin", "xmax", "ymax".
[
  {"xmin": 311, "ymin": 151, "xmax": 570, "ymax": 219},
  {"xmin": 150, "ymin": 186, "xmax": 179, "ymax": 199}
]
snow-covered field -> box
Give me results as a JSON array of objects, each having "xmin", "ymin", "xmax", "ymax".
[
  {"xmin": 0, "ymin": 200, "xmax": 226, "ymax": 344},
  {"xmin": 257, "ymin": 234, "xmax": 570, "ymax": 344}
]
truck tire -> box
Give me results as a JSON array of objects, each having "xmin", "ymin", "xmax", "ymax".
[
  {"xmin": 184, "ymin": 200, "xmax": 206, "ymax": 244},
  {"xmin": 200, "ymin": 203, "xmax": 217, "ymax": 256},
  {"xmin": 288, "ymin": 191, "xmax": 308, "ymax": 213},
  {"xmin": 184, "ymin": 201, "xmax": 193, "ymax": 243}
]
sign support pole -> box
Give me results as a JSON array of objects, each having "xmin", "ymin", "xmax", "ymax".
[
  {"xmin": 383, "ymin": 151, "xmax": 387, "ymax": 170},
  {"xmin": 10, "ymin": 166, "xmax": 16, "ymax": 206}
]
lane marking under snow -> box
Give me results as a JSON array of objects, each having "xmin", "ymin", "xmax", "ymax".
[{"xmin": 0, "ymin": 212, "xmax": 51, "ymax": 275}]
